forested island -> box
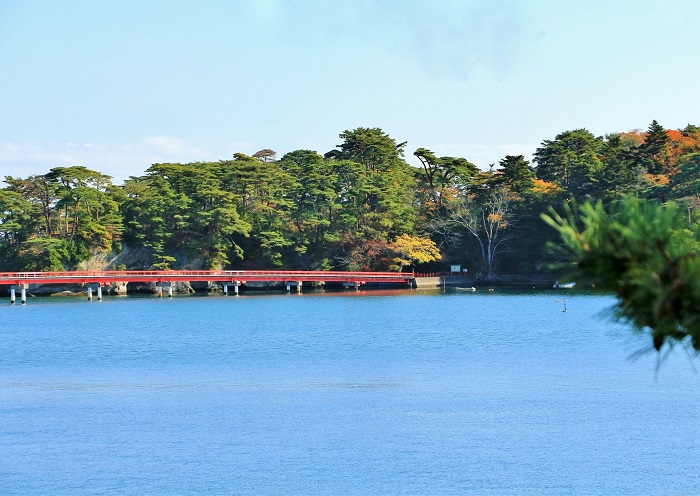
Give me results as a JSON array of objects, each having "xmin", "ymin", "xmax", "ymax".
[{"xmin": 2, "ymin": 121, "xmax": 700, "ymax": 283}]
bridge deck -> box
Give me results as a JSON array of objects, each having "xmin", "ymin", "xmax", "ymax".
[{"xmin": 0, "ymin": 270, "xmax": 415, "ymax": 286}]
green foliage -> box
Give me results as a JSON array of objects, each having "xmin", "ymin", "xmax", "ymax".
[
  {"xmin": 122, "ymin": 174, "xmax": 189, "ymax": 269},
  {"xmin": 15, "ymin": 238, "xmax": 70, "ymax": 271},
  {"xmin": 414, "ymin": 148, "xmax": 479, "ymax": 200},
  {"xmin": 670, "ymin": 153, "xmax": 700, "ymax": 197},
  {"xmin": 534, "ymin": 129, "xmax": 604, "ymax": 198},
  {"xmin": 542, "ymin": 197, "xmax": 700, "ymax": 352},
  {"xmin": 43, "ymin": 166, "xmax": 122, "ymax": 253},
  {"xmin": 0, "ymin": 189, "xmax": 36, "ymax": 246},
  {"xmin": 4, "ymin": 122, "xmax": 700, "ymax": 300},
  {"xmin": 329, "ymin": 128, "xmax": 418, "ymax": 239},
  {"xmin": 278, "ymin": 150, "xmax": 338, "ymax": 267},
  {"xmin": 595, "ymin": 134, "xmax": 643, "ymax": 202},
  {"xmin": 494, "ymin": 155, "xmax": 535, "ymax": 193},
  {"xmin": 639, "ymin": 120, "xmax": 671, "ymax": 174},
  {"xmin": 1, "ymin": 168, "xmax": 121, "ymax": 269},
  {"xmin": 333, "ymin": 127, "xmax": 407, "ymax": 169},
  {"xmin": 4, "ymin": 174, "xmax": 58, "ymax": 236}
]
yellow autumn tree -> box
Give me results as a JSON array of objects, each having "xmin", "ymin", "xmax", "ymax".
[{"xmin": 388, "ymin": 234, "xmax": 442, "ymax": 272}]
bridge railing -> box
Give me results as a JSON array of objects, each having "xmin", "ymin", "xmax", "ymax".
[
  {"xmin": 414, "ymin": 272, "xmax": 454, "ymax": 278},
  {"xmin": 0, "ymin": 270, "xmax": 416, "ymax": 284}
]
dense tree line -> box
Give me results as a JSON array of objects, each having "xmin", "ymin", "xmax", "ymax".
[{"xmin": 2, "ymin": 123, "xmax": 700, "ymax": 281}]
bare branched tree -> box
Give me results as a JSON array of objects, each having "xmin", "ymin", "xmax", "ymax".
[{"xmin": 447, "ymin": 186, "xmax": 519, "ymax": 281}]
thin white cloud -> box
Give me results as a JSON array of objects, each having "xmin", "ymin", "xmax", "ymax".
[
  {"xmin": 128, "ymin": 136, "xmax": 210, "ymax": 164},
  {"xmin": 267, "ymin": 0, "xmax": 541, "ymax": 82}
]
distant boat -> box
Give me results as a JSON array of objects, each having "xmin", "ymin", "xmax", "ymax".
[
  {"xmin": 553, "ymin": 281, "xmax": 576, "ymax": 289},
  {"xmin": 456, "ymin": 287, "xmax": 476, "ymax": 291}
]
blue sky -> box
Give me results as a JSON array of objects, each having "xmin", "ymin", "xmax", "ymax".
[{"xmin": 1, "ymin": 0, "xmax": 698, "ymax": 185}]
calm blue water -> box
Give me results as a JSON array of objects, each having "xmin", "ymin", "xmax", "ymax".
[{"xmin": 1, "ymin": 289, "xmax": 699, "ymax": 495}]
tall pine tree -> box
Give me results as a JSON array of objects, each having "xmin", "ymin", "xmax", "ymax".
[{"xmin": 639, "ymin": 119, "xmax": 671, "ymax": 174}]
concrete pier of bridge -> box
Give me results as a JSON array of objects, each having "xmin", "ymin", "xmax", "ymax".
[
  {"xmin": 222, "ymin": 282, "xmax": 240, "ymax": 296},
  {"xmin": 285, "ymin": 281, "xmax": 303, "ymax": 293},
  {"xmin": 10, "ymin": 284, "xmax": 28, "ymax": 304},
  {"xmin": 343, "ymin": 282, "xmax": 362, "ymax": 291},
  {"xmin": 1, "ymin": 270, "xmax": 416, "ymax": 303},
  {"xmin": 156, "ymin": 282, "xmax": 173, "ymax": 298},
  {"xmin": 86, "ymin": 283, "xmax": 103, "ymax": 301}
]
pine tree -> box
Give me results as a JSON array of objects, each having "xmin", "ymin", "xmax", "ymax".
[
  {"xmin": 639, "ymin": 119, "xmax": 671, "ymax": 174},
  {"xmin": 542, "ymin": 197, "xmax": 700, "ymax": 352}
]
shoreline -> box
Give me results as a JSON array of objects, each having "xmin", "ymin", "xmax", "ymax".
[{"xmin": 2, "ymin": 275, "xmax": 571, "ymax": 299}]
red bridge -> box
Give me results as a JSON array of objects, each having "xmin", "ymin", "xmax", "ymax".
[
  {"xmin": 0, "ymin": 270, "xmax": 415, "ymax": 286},
  {"xmin": 0, "ymin": 270, "xmax": 416, "ymax": 303}
]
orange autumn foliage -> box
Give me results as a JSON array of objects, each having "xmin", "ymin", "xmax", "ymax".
[
  {"xmin": 617, "ymin": 128, "xmax": 700, "ymax": 171},
  {"xmin": 530, "ymin": 178, "xmax": 562, "ymax": 196},
  {"xmin": 667, "ymin": 129, "xmax": 700, "ymax": 168},
  {"xmin": 645, "ymin": 173, "xmax": 670, "ymax": 186},
  {"xmin": 618, "ymin": 130, "xmax": 646, "ymax": 146}
]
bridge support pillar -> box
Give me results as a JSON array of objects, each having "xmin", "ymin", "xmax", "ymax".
[
  {"xmin": 86, "ymin": 283, "xmax": 102, "ymax": 301},
  {"xmin": 156, "ymin": 282, "xmax": 172, "ymax": 298},
  {"xmin": 286, "ymin": 281, "xmax": 301, "ymax": 293},
  {"xmin": 221, "ymin": 282, "xmax": 240, "ymax": 295},
  {"xmin": 11, "ymin": 285, "xmax": 29, "ymax": 304},
  {"xmin": 223, "ymin": 282, "xmax": 240, "ymax": 295}
]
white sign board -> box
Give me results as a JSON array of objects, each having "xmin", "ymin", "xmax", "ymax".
[{"xmin": 450, "ymin": 265, "xmax": 461, "ymax": 274}]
